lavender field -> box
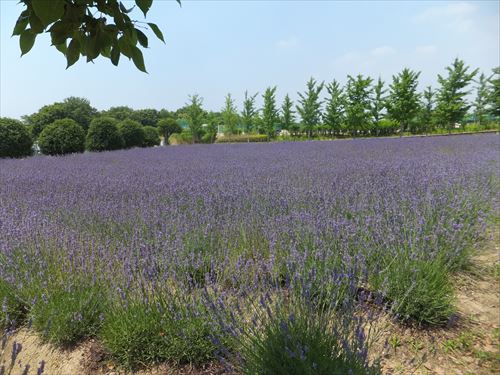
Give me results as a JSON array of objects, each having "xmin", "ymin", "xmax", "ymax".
[{"xmin": 1, "ymin": 134, "xmax": 499, "ymax": 374}]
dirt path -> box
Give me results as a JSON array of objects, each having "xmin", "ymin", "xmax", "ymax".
[{"xmin": 2, "ymin": 239, "xmax": 498, "ymax": 375}]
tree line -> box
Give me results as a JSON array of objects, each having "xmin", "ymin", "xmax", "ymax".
[{"xmin": 1, "ymin": 58, "xmax": 499, "ymax": 157}]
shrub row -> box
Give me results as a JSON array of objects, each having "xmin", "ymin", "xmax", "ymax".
[
  {"xmin": 0, "ymin": 116, "xmax": 161, "ymax": 158},
  {"xmin": 215, "ymin": 133, "xmax": 269, "ymax": 143}
]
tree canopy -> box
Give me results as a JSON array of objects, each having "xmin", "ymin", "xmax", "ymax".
[{"xmin": 12, "ymin": 0, "xmax": 180, "ymax": 72}]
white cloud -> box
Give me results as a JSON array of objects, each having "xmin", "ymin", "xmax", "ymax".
[
  {"xmin": 370, "ymin": 46, "xmax": 395, "ymax": 57},
  {"xmin": 276, "ymin": 36, "xmax": 299, "ymax": 49},
  {"xmin": 415, "ymin": 45, "xmax": 437, "ymax": 55},
  {"xmin": 414, "ymin": 1, "xmax": 477, "ymax": 32}
]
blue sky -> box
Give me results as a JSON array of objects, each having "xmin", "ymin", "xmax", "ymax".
[{"xmin": 1, "ymin": 0, "xmax": 498, "ymax": 119}]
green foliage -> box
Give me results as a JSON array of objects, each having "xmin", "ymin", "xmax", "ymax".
[
  {"xmin": 221, "ymin": 93, "xmax": 239, "ymax": 135},
  {"xmin": 418, "ymin": 86, "xmax": 434, "ymax": 133},
  {"xmin": 474, "ymin": 73, "xmax": 491, "ymax": 125},
  {"xmin": 296, "ymin": 78, "xmax": 324, "ymax": 137},
  {"xmin": 168, "ymin": 132, "xmax": 192, "ymax": 145},
  {"xmin": 31, "ymin": 281, "xmax": 106, "ymax": 347},
  {"xmin": 133, "ymin": 108, "xmax": 160, "ymax": 127},
  {"xmin": 373, "ymin": 257, "xmax": 455, "ymax": 325},
  {"xmin": 0, "ymin": 117, "xmax": 33, "ymax": 158},
  {"xmin": 281, "ymin": 94, "xmax": 295, "ymax": 131},
  {"xmin": 38, "ymin": 118, "xmax": 86, "ymax": 155},
  {"xmin": 142, "ymin": 126, "xmax": 160, "ymax": 147},
  {"xmin": 234, "ymin": 300, "xmax": 379, "ymax": 375},
  {"xmin": 157, "ymin": 118, "xmax": 182, "ymax": 140},
  {"xmin": 24, "ymin": 97, "xmax": 97, "ymax": 137},
  {"xmin": 215, "ymin": 134, "xmax": 268, "ymax": 143},
  {"xmin": 434, "ymin": 58, "xmax": 478, "ymax": 130},
  {"xmin": 371, "ymin": 77, "xmax": 386, "ymax": 127},
  {"xmin": 344, "ymin": 75, "xmax": 373, "ymax": 136},
  {"xmin": 242, "ymin": 91, "xmax": 259, "ymax": 133},
  {"xmin": 118, "ymin": 119, "xmax": 145, "ymax": 148},
  {"xmin": 100, "ymin": 106, "xmax": 135, "ymax": 121},
  {"xmin": 86, "ymin": 117, "xmax": 124, "ymax": 151},
  {"xmin": 377, "ymin": 119, "xmax": 398, "ymax": 136},
  {"xmin": 101, "ymin": 297, "xmax": 222, "ymax": 370},
  {"xmin": 488, "ymin": 67, "xmax": 500, "ymax": 118},
  {"xmin": 13, "ymin": 0, "xmax": 179, "ymax": 72},
  {"xmin": 323, "ymin": 80, "xmax": 344, "ymax": 136},
  {"xmin": 0, "ymin": 279, "xmax": 27, "ymax": 329},
  {"xmin": 262, "ymin": 86, "xmax": 279, "ymax": 138},
  {"xmin": 386, "ymin": 68, "xmax": 421, "ymax": 132},
  {"xmin": 181, "ymin": 94, "xmax": 206, "ymax": 142}
]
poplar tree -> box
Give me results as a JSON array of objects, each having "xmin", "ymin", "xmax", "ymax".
[
  {"xmin": 221, "ymin": 93, "xmax": 239, "ymax": 135},
  {"xmin": 296, "ymin": 78, "xmax": 324, "ymax": 138},
  {"xmin": 433, "ymin": 58, "xmax": 478, "ymax": 131},
  {"xmin": 241, "ymin": 91, "xmax": 258, "ymax": 133},
  {"xmin": 386, "ymin": 68, "xmax": 421, "ymax": 133},
  {"xmin": 344, "ymin": 75, "xmax": 373, "ymax": 136},
  {"xmin": 419, "ymin": 86, "xmax": 434, "ymax": 133},
  {"xmin": 371, "ymin": 78, "xmax": 387, "ymax": 127},
  {"xmin": 262, "ymin": 87, "xmax": 278, "ymax": 138},
  {"xmin": 281, "ymin": 94, "xmax": 295, "ymax": 131},
  {"xmin": 473, "ymin": 73, "xmax": 490, "ymax": 126},
  {"xmin": 487, "ymin": 67, "xmax": 500, "ymax": 119},
  {"xmin": 323, "ymin": 80, "xmax": 345, "ymax": 137}
]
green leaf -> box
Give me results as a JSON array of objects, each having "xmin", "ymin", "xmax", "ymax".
[
  {"xmin": 111, "ymin": 46, "xmax": 120, "ymax": 66},
  {"xmin": 147, "ymin": 23, "xmax": 164, "ymax": 43},
  {"xmin": 31, "ymin": 0, "xmax": 65, "ymax": 27},
  {"xmin": 135, "ymin": 0, "xmax": 153, "ymax": 17},
  {"xmin": 20, "ymin": 29, "xmax": 36, "ymax": 56},
  {"xmin": 29, "ymin": 13, "xmax": 44, "ymax": 34},
  {"xmin": 131, "ymin": 46, "xmax": 147, "ymax": 73},
  {"xmin": 136, "ymin": 29, "xmax": 148, "ymax": 48},
  {"xmin": 55, "ymin": 42, "xmax": 67, "ymax": 55},
  {"xmin": 12, "ymin": 13, "xmax": 29, "ymax": 36},
  {"xmin": 66, "ymin": 38, "xmax": 80, "ymax": 68},
  {"xmin": 118, "ymin": 36, "xmax": 132, "ymax": 58}
]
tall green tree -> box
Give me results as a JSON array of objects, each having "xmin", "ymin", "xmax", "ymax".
[
  {"xmin": 12, "ymin": 0, "xmax": 180, "ymax": 72},
  {"xmin": 487, "ymin": 66, "xmax": 500, "ymax": 119},
  {"xmin": 261, "ymin": 87, "xmax": 278, "ymax": 138},
  {"xmin": 419, "ymin": 86, "xmax": 434, "ymax": 133},
  {"xmin": 323, "ymin": 80, "xmax": 344, "ymax": 137},
  {"xmin": 23, "ymin": 97, "xmax": 97, "ymax": 137},
  {"xmin": 296, "ymin": 78, "xmax": 324, "ymax": 138},
  {"xmin": 221, "ymin": 93, "xmax": 239, "ymax": 135},
  {"xmin": 371, "ymin": 78, "xmax": 386, "ymax": 128},
  {"xmin": 241, "ymin": 91, "xmax": 258, "ymax": 133},
  {"xmin": 182, "ymin": 94, "xmax": 205, "ymax": 142},
  {"xmin": 386, "ymin": 68, "xmax": 421, "ymax": 133},
  {"xmin": 433, "ymin": 58, "xmax": 478, "ymax": 131},
  {"xmin": 280, "ymin": 94, "xmax": 295, "ymax": 131},
  {"xmin": 344, "ymin": 75, "xmax": 373, "ymax": 136},
  {"xmin": 473, "ymin": 73, "xmax": 490, "ymax": 125}
]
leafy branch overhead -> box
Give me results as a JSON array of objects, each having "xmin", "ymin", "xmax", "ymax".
[{"xmin": 12, "ymin": 0, "xmax": 181, "ymax": 73}]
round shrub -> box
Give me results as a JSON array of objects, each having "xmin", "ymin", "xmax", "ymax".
[
  {"xmin": 86, "ymin": 117, "xmax": 124, "ymax": 151},
  {"xmin": 0, "ymin": 117, "xmax": 33, "ymax": 158},
  {"xmin": 142, "ymin": 126, "xmax": 160, "ymax": 147},
  {"xmin": 38, "ymin": 118, "xmax": 85, "ymax": 155},
  {"xmin": 118, "ymin": 119, "xmax": 145, "ymax": 149}
]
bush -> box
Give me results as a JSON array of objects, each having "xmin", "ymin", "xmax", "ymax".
[
  {"xmin": 375, "ymin": 119, "xmax": 398, "ymax": 136},
  {"xmin": 142, "ymin": 126, "xmax": 161, "ymax": 147},
  {"xmin": 168, "ymin": 132, "xmax": 193, "ymax": 145},
  {"xmin": 38, "ymin": 118, "xmax": 86, "ymax": 155},
  {"xmin": 0, "ymin": 117, "xmax": 33, "ymax": 158},
  {"xmin": 0, "ymin": 279, "xmax": 27, "ymax": 330},
  {"xmin": 101, "ymin": 297, "xmax": 221, "ymax": 369},
  {"xmin": 86, "ymin": 117, "xmax": 124, "ymax": 151},
  {"xmin": 215, "ymin": 134, "xmax": 268, "ymax": 143},
  {"xmin": 158, "ymin": 118, "xmax": 182, "ymax": 140},
  {"xmin": 118, "ymin": 119, "xmax": 145, "ymax": 149},
  {"xmin": 31, "ymin": 281, "xmax": 106, "ymax": 347}
]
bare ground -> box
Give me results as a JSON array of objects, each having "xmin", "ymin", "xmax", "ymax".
[{"xmin": 1, "ymin": 239, "xmax": 498, "ymax": 375}]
